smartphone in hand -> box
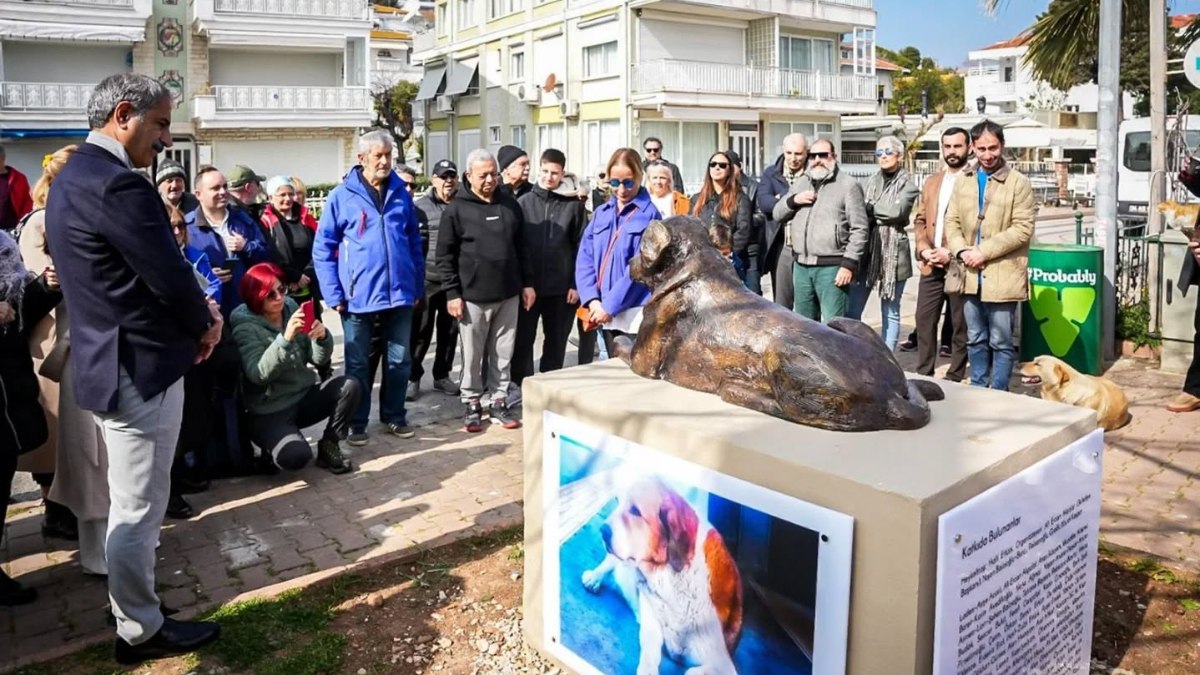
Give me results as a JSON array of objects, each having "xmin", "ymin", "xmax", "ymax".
[{"xmin": 300, "ymin": 299, "xmax": 316, "ymax": 334}]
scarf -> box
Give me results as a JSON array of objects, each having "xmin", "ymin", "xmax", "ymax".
[
  {"xmin": 0, "ymin": 229, "xmax": 31, "ymax": 332},
  {"xmin": 863, "ymin": 168, "xmax": 910, "ymax": 302}
]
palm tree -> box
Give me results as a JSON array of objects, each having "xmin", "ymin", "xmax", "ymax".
[{"xmin": 981, "ymin": 0, "xmax": 1155, "ymax": 93}]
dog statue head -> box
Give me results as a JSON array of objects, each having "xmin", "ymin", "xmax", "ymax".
[{"xmin": 630, "ymin": 216, "xmax": 736, "ymax": 289}]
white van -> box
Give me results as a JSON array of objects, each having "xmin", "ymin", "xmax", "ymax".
[{"xmin": 1117, "ymin": 115, "xmax": 1200, "ymax": 225}]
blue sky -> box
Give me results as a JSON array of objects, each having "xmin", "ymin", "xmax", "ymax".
[{"xmin": 874, "ymin": 0, "xmax": 1200, "ymax": 69}]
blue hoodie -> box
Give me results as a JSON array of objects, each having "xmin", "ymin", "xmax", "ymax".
[
  {"xmin": 186, "ymin": 206, "xmax": 273, "ymax": 317},
  {"xmin": 313, "ymin": 167, "xmax": 424, "ymax": 314},
  {"xmin": 575, "ymin": 187, "xmax": 661, "ymax": 317}
]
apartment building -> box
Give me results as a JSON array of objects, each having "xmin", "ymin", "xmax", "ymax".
[
  {"xmin": 1, "ymin": 0, "xmax": 373, "ymax": 183},
  {"xmin": 372, "ymin": 3, "xmax": 426, "ymax": 89},
  {"xmin": 412, "ymin": 0, "xmax": 877, "ymax": 192}
]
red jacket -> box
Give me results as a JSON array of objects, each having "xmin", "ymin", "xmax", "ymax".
[{"xmin": 4, "ymin": 166, "xmax": 33, "ymax": 223}]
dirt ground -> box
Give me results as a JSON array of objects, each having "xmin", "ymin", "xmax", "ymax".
[{"xmin": 15, "ymin": 530, "xmax": 1200, "ymax": 675}]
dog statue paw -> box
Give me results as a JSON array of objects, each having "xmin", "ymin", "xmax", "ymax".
[{"xmin": 581, "ymin": 567, "xmax": 605, "ymax": 593}]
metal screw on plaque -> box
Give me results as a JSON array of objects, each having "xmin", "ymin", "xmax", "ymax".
[
  {"xmin": 550, "ymin": 432, "xmax": 557, "ymax": 439},
  {"xmin": 954, "ymin": 534, "xmax": 962, "ymax": 544},
  {"xmin": 820, "ymin": 534, "xmax": 829, "ymax": 543}
]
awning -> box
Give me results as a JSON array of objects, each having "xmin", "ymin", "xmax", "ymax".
[
  {"xmin": 415, "ymin": 65, "xmax": 447, "ymax": 101},
  {"xmin": 1, "ymin": 129, "xmax": 89, "ymax": 139},
  {"xmin": 442, "ymin": 60, "xmax": 478, "ymax": 97}
]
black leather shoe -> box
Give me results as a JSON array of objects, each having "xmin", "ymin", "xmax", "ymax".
[
  {"xmin": 165, "ymin": 493, "xmax": 194, "ymax": 520},
  {"xmin": 105, "ymin": 602, "xmax": 179, "ymax": 626},
  {"xmin": 113, "ymin": 617, "xmax": 220, "ymax": 665},
  {"xmin": 174, "ymin": 476, "xmax": 210, "ymax": 494}
]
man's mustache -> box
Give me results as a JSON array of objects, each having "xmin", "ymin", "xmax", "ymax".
[{"xmin": 152, "ymin": 140, "xmax": 165, "ymax": 153}]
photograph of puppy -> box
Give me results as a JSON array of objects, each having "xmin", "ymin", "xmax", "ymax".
[
  {"xmin": 549, "ymin": 424, "xmax": 842, "ymax": 675},
  {"xmin": 1020, "ymin": 355, "xmax": 1130, "ymax": 431}
]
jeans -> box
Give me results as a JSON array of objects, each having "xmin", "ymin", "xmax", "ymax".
[
  {"xmin": 962, "ymin": 296, "xmax": 1017, "ymax": 391},
  {"xmin": 792, "ymin": 264, "xmax": 848, "ymax": 323},
  {"xmin": 847, "ymin": 282, "xmax": 870, "ymax": 321},
  {"xmin": 880, "ymin": 279, "xmax": 906, "ymax": 351},
  {"xmin": 342, "ymin": 306, "xmax": 415, "ymax": 431}
]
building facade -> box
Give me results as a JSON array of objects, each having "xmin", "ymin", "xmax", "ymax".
[
  {"xmin": 412, "ymin": 0, "xmax": 877, "ymax": 192},
  {"xmin": 1, "ymin": 0, "xmax": 374, "ymax": 183}
]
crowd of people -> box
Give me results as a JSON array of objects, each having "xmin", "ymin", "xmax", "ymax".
[{"xmin": 2, "ymin": 72, "xmax": 1200, "ymax": 666}]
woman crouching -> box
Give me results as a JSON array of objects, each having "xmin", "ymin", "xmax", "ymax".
[{"xmin": 232, "ymin": 263, "xmax": 359, "ymax": 474}]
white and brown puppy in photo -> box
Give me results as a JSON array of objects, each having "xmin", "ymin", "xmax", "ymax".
[
  {"xmin": 581, "ymin": 478, "xmax": 744, "ymax": 674},
  {"xmin": 1020, "ymin": 355, "xmax": 1130, "ymax": 431}
]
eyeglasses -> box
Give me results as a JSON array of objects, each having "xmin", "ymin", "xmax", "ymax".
[
  {"xmin": 709, "ymin": 161, "xmax": 729, "ymax": 169},
  {"xmin": 265, "ymin": 286, "xmax": 285, "ymax": 300},
  {"xmin": 875, "ymin": 148, "xmax": 898, "ymax": 157},
  {"xmin": 608, "ymin": 178, "xmax": 636, "ymax": 189},
  {"xmin": 644, "ymin": 146, "xmax": 661, "ymax": 154},
  {"xmin": 438, "ymin": 173, "xmax": 458, "ymax": 180},
  {"xmin": 808, "ymin": 152, "xmax": 832, "ymax": 160}
]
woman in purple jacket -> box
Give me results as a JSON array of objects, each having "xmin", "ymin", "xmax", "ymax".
[{"xmin": 575, "ymin": 148, "xmax": 662, "ymax": 352}]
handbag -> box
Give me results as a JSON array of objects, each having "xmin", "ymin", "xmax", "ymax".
[{"xmin": 943, "ymin": 259, "xmax": 966, "ymax": 295}]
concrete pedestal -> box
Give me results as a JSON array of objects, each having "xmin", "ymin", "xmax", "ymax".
[{"xmin": 522, "ymin": 360, "xmax": 1096, "ymax": 675}]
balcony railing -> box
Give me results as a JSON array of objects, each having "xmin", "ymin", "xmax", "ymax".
[
  {"xmin": 632, "ymin": 60, "xmax": 875, "ymax": 103},
  {"xmin": 1, "ymin": 82, "xmax": 92, "ymax": 112},
  {"xmin": 212, "ymin": 85, "xmax": 369, "ymax": 112},
  {"xmin": 213, "ymin": 0, "xmax": 368, "ymax": 20},
  {"xmin": 824, "ymin": 0, "xmax": 872, "ymax": 7},
  {"xmin": 20, "ymin": 0, "xmax": 135, "ymax": 5}
]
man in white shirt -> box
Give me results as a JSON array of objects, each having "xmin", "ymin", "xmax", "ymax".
[{"xmin": 911, "ymin": 127, "xmax": 971, "ymax": 381}]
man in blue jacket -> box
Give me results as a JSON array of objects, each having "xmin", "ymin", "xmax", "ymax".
[
  {"xmin": 314, "ymin": 129, "xmax": 424, "ymax": 444},
  {"xmin": 43, "ymin": 73, "xmax": 223, "ymax": 664},
  {"xmin": 186, "ymin": 165, "xmax": 273, "ymax": 317}
]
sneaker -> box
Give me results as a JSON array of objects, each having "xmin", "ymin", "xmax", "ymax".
[
  {"xmin": 406, "ymin": 381, "xmax": 420, "ymax": 402},
  {"xmin": 316, "ymin": 437, "xmax": 354, "ymax": 474},
  {"xmin": 347, "ymin": 430, "xmax": 369, "ymax": 447},
  {"xmin": 433, "ymin": 377, "xmax": 461, "ymax": 396},
  {"xmin": 899, "ymin": 337, "xmax": 918, "ymax": 353},
  {"xmin": 938, "ymin": 345, "xmax": 952, "ymax": 358},
  {"xmin": 490, "ymin": 397, "xmax": 522, "ymax": 430},
  {"xmin": 387, "ymin": 422, "xmax": 416, "ymax": 439},
  {"xmin": 463, "ymin": 398, "xmax": 484, "ymax": 433},
  {"xmin": 508, "ymin": 383, "xmax": 523, "ymax": 407},
  {"xmin": 1167, "ymin": 392, "xmax": 1200, "ymax": 413}
]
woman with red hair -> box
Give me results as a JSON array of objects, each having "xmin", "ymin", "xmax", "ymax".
[
  {"xmin": 690, "ymin": 150, "xmax": 751, "ymax": 279},
  {"xmin": 231, "ymin": 263, "xmax": 359, "ymax": 473}
]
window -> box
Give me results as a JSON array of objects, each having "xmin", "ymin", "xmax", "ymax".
[
  {"xmin": 489, "ymin": 0, "xmax": 521, "ymax": 19},
  {"xmin": 427, "ymin": 132, "xmax": 449, "ymax": 168},
  {"xmin": 584, "ymin": 119, "xmax": 621, "ymax": 181},
  {"xmin": 510, "ymin": 51, "xmax": 525, "ymax": 82},
  {"xmin": 436, "ymin": 3, "xmax": 447, "ymax": 37},
  {"xmin": 639, "ymin": 120, "xmax": 718, "ymax": 195},
  {"xmin": 458, "ymin": 129, "xmax": 481, "ymax": 168},
  {"xmin": 511, "ymin": 124, "xmax": 527, "ymax": 149},
  {"xmin": 583, "ymin": 41, "xmax": 618, "ymax": 79},
  {"xmin": 455, "ymin": 0, "xmax": 476, "ymax": 30},
  {"xmin": 1123, "ymin": 130, "xmax": 1200, "ymax": 172},
  {"xmin": 489, "ymin": 125, "xmax": 502, "ymax": 144},
  {"xmin": 536, "ymin": 123, "xmax": 565, "ymax": 160},
  {"xmin": 779, "ymin": 36, "xmax": 835, "ymax": 73}
]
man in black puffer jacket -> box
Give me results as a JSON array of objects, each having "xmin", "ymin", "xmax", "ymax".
[
  {"xmin": 514, "ymin": 149, "xmax": 588, "ymax": 387},
  {"xmin": 407, "ymin": 160, "xmax": 461, "ymax": 400}
]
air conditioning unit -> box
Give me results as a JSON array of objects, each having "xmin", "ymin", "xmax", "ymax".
[
  {"xmin": 519, "ymin": 84, "xmax": 540, "ymax": 105},
  {"xmin": 436, "ymin": 94, "xmax": 456, "ymax": 114},
  {"xmin": 560, "ymin": 99, "xmax": 580, "ymax": 118}
]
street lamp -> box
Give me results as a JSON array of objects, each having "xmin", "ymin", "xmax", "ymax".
[{"xmin": 976, "ymin": 96, "xmax": 987, "ymax": 114}]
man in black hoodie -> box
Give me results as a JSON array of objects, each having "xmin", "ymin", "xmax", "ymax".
[
  {"xmin": 437, "ymin": 148, "xmax": 535, "ymax": 432},
  {"xmin": 407, "ymin": 160, "xmax": 461, "ymax": 400},
  {"xmin": 513, "ymin": 149, "xmax": 587, "ymax": 388}
]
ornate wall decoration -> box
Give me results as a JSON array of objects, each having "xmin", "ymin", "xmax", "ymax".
[
  {"xmin": 157, "ymin": 18, "xmax": 183, "ymax": 57},
  {"xmin": 160, "ymin": 70, "xmax": 185, "ymax": 108}
]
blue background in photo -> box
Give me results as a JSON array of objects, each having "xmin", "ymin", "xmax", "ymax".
[{"xmin": 557, "ymin": 491, "xmax": 814, "ymax": 675}]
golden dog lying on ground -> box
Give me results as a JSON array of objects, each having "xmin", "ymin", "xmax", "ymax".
[{"xmin": 1020, "ymin": 355, "xmax": 1130, "ymax": 431}]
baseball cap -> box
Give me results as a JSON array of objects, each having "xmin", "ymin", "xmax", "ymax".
[
  {"xmin": 432, "ymin": 159, "xmax": 458, "ymax": 178},
  {"xmin": 725, "ymin": 150, "xmax": 743, "ymax": 167},
  {"xmin": 227, "ymin": 164, "xmax": 265, "ymax": 188}
]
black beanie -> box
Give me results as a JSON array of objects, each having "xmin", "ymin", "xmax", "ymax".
[{"xmin": 497, "ymin": 145, "xmax": 527, "ymax": 172}]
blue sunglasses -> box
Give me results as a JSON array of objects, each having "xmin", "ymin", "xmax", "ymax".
[{"xmin": 608, "ymin": 178, "xmax": 636, "ymax": 189}]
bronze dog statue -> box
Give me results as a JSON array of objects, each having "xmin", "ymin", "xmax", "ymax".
[{"xmin": 613, "ymin": 216, "xmax": 944, "ymax": 432}]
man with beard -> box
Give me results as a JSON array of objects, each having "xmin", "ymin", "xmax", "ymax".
[
  {"xmin": 911, "ymin": 127, "xmax": 971, "ymax": 382},
  {"xmin": 227, "ymin": 165, "xmax": 267, "ymax": 221},
  {"xmin": 156, "ymin": 158, "xmax": 200, "ymax": 213},
  {"xmin": 772, "ymin": 138, "xmax": 869, "ymax": 323},
  {"xmin": 944, "ymin": 120, "xmax": 1034, "ymax": 391}
]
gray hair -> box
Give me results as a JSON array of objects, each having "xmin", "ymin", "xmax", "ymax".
[
  {"xmin": 644, "ymin": 160, "xmax": 674, "ymax": 189},
  {"xmin": 86, "ymin": 73, "xmax": 172, "ymax": 130},
  {"xmin": 396, "ymin": 164, "xmax": 418, "ymax": 178},
  {"xmin": 465, "ymin": 148, "xmax": 496, "ymax": 173},
  {"xmin": 357, "ymin": 129, "xmax": 394, "ymax": 153},
  {"xmin": 876, "ymin": 135, "xmax": 905, "ymax": 155},
  {"xmin": 782, "ymin": 132, "xmax": 808, "ymax": 151}
]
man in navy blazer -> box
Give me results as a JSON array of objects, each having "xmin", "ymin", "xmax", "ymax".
[{"xmin": 44, "ymin": 73, "xmax": 223, "ymax": 664}]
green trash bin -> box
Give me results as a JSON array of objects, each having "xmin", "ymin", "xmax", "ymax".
[{"xmin": 1021, "ymin": 243, "xmax": 1104, "ymax": 375}]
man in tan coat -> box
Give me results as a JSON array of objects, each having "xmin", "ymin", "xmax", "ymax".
[
  {"xmin": 912, "ymin": 127, "xmax": 971, "ymax": 382},
  {"xmin": 944, "ymin": 120, "xmax": 1035, "ymax": 391}
]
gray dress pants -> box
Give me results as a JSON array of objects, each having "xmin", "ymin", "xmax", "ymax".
[
  {"xmin": 94, "ymin": 368, "xmax": 184, "ymax": 645},
  {"xmin": 459, "ymin": 296, "xmax": 519, "ymax": 402}
]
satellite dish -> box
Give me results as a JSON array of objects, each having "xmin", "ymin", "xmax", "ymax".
[{"xmin": 543, "ymin": 73, "xmax": 558, "ymax": 93}]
